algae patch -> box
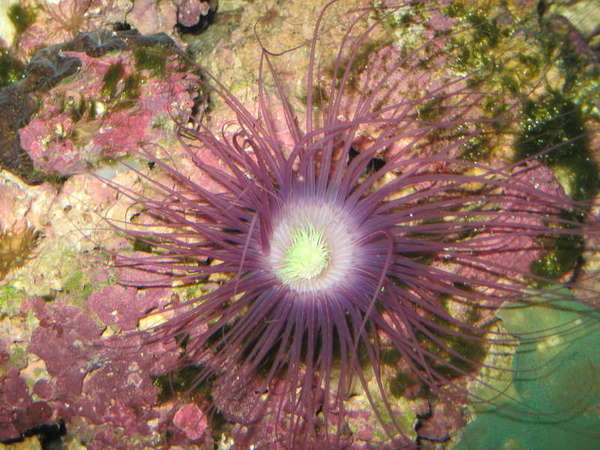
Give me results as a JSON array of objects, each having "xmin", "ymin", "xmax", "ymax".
[{"xmin": 457, "ymin": 289, "xmax": 600, "ymax": 449}]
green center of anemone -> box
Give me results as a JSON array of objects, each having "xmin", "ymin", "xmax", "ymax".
[{"xmin": 278, "ymin": 224, "xmax": 330, "ymax": 283}]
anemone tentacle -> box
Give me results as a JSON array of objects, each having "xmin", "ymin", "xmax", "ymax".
[{"xmin": 103, "ymin": 1, "xmax": 599, "ymax": 447}]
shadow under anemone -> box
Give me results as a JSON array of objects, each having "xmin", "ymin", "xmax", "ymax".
[{"xmin": 101, "ymin": 1, "xmax": 599, "ymax": 447}]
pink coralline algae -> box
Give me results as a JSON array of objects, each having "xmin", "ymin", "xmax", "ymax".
[
  {"xmin": 172, "ymin": 403, "xmax": 207, "ymax": 441},
  {"xmin": 175, "ymin": 0, "xmax": 217, "ymax": 33},
  {"xmin": 0, "ymin": 296, "xmax": 183, "ymax": 447},
  {"xmin": 0, "ymin": 368, "xmax": 53, "ymax": 441},
  {"xmin": 2, "ymin": 28, "xmax": 199, "ymax": 184},
  {"xmin": 127, "ymin": 0, "xmax": 177, "ymax": 37},
  {"xmin": 18, "ymin": 32, "xmax": 199, "ymax": 176},
  {"xmin": 87, "ymin": 283, "xmax": 171, "ymax": 332},
  {"xmin": 176, "ymin": 0, "xmax": 208, "ymax": 28}
]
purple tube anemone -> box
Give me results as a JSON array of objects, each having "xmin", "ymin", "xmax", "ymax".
[{"xmin": 105, "ymin": 1, "xmax": 598, "ymax": 447}]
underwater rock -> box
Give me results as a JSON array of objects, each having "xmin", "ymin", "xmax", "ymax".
[
  {"xmin": 127, "ymin": 0, "xmax": 178, "ymax": 37},
  {"xmin": 172, "ymin": 403, "xmax": 208, "ymax": 441},
  {"xmin": 16, "ymin": 30, "xmax": 198, "ymax": 177},
  {"xmin": 175, "ymin": 0, "xmax": 218, "ymax": 34},
  {"xmin": 18, "ymin": 296, "xmax": 181, "ymax": 448}
]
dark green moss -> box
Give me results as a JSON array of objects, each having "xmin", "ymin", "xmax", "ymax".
[
  {"xmin": 460, "ymin": 136, "xmax": 490, "ymax": 162},
  {"xmin": 467, "ymin": 13, "xmax": 502, "ymax": 49},
  {"xmin": 208, "ymin": 410, "xmax": 229, "ymax": 445},
  {"xmin": 133, "ymin": 238, "xmax": 154, "ymax": 253},
  {"xmin": 445, "ymin": 2, "xmax": 507, "ymax": 46},
  {"xmin": 41, "ymin": 173, "xmax": 69, "ymax": 187},
  {"xmin": 102, "ymin": 62, "xmax": 125, "ymax": 99},
  {"xmin": 432, "ymin": 332, "xmax": 487, "ymax": 380},
  {"xmin": 445, "ymin": 2, "xmax": 467, "ymax": 19},
  {"xmin": 68, "ymin": 98, "xmax": 99, "ymax": 122},
  {"xmin": 8, "ymin": 4, "xmax": 35, "ymax": 35},
  {"xmin": 451, "ymin": 39, "xmax": 495, "ymax": 74},
  {"xmin": 465, "ymin": 302, "xmax": 482, "ymax": 324},
  {"xmin": 415, "ymin": 308, "xmax": 487, "ymax": 381},
  {"xmin": 500, "ymin": 74, "xmax": 519, "ymax": 95},
  {"xmin": 531, "ymin": 234, "xmax": 583, "ymax": 281},
  {"xmin": 516, "ymin": 93, "xmax": 597, "ymax": 202},
  {"xmin": 516, "ymin": 53, "xmax": 542, "ymax": 79},
  {"xmin": 89, "ymin": 100, "xmax": 99, "ymax": 121},
  {"xmin": 111, "ymin": 75, "xmax": 142, "ymax": 111},
  {"xmin": 70, "ymin": 98, "xmax": 87, "ymax": 122},
  {"xmin": 122, "ymin": 74, "xmax": 141, "ymax": 99},
  {"xmin": 0, "ymin": 49, "xmax": 26, "ymax": 88},
  {"xmin": 482, "ymin": 96, "xmax": 510, "ymax": 118},
  {"xmin": 559, "ymin": 158, "xmax": 599, "ymax": 204},
  {"xmin": 133, "ymin": 46, "xmax": 168, "ymax": 78},
  {"xmin": 152, "ymin": 365, "xmax": 206, "ymax": 402},
  {"xmin": 62, "ymin": 269, "xmax": 95, "ymax": 301},
  {"xmin": 326, "ymin": 39, "xmax": 392, "ymax": 91},
  {"xmin": 389, "ymin": 371, "xmax": 419, "ymax": 398},
  {"xmin": 372, "ymin": 1, "xmax": 424, "ymax": 29},
  {"xmin": 446, "ymin": 2, "xmax": 510, "ymax": 76},
  {"xmin": 416, "ymin": 96, "xmax": 446, "ymax": 122},
  {"xmin": 398, "ymin": 12, "xmax": 413, "ymax": 26},
  {"xmin": 538, "ymin": 12, "xmax": 599, "ymax": 112},
  {"xmin": 380, "ymin": 347, "xmax": 402, "ymax": 366},
  {"xmin": 558, "ymin": 42, "xmax": 582, "ymax": 93},
  {"xmin": 301, "ymin": 84, "xmax": 328, "ymax": 108}
]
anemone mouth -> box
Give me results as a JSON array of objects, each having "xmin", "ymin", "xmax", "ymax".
[{"xmin": 268, "ymin": 198, "xmax": 366, "ymax": 294}]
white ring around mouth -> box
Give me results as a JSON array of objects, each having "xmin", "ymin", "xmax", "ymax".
[{"xmin": 268, "ymin": 199, "xmax": 362, "ymax": 294}]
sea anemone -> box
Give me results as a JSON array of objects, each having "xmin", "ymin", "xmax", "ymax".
[{"xmin": 104, "ymin": 1, "xmax": 598, "ymax": 447}]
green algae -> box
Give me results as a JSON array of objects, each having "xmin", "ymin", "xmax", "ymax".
[
  {"xmin": 457, "ymin": 288, "xmax": 600, "ymax": 449},
  {"xmin": 300, "ymin": 84, "xmax": 329, "ymax": 108},
  {"xmin": 414, "ymin": 298, "xmax": 488, "ymax": 383},
  {"xmin": 8, "ymin": 343, "xmax": 28, "ymax": 369},
  {"xmin": 122, "ymin": 74, "xmax": 141, "ymax": 100},
  {"xmin": 515, "ymin": 92, "xmax": 596, "ymax": 281},
  {"xmin": 152, "ymin": 367, "xmax": 240, "ymax": 444},
  {"xmin": 326, "ymin": 38, "xmax": 393, "ymax": 92},
  {"xmin": 7, "ymin": 3, "xmax": 35, "ymax": 35},
  {"xmin": 7, "ymin": 245, "xmax": 95, "ymax": 302},
  {"xmin": 389, "ymin": 371, "xmax": 419, "ymax": 398},
  {"xmin": 0, "ymin": 284, "xmax": 27, "ymax": 316},
  {"xmin": 0, "ymin": 48, "xmax": 26, "ymax": 88},
  {"xmin": 153, "ymin": 365, "xmax": 207, "ymax": 402},
  {"xmin": 62, "ymin": 267, "xmax": 95, "ymax": 302},
  {"xmin": 100, "ymin": 62, "xmax": 142, "ymax": 110},
  {"xmin": 440, "ymin": 0, "xmax": 599, "ymax": 178},
  {"xmin": 134, "ymin": 46, "xmax": 168, "ymax": 78},
  {"xmin": 102, "ymin": 62, "xmax": 126, "ymax": 99},
  {"xmin": 446, "ymin": 4, "xmax": 509, "ymax": 75},
  {"xmin": 132, "ymin": 237, "xmax": 154, "ymax": 253},
  {"xmin": 416, "ymin": 96, "xmax": 447, "ymax": 122},
  {"xmin": 531, "ymin": 233, "xmax": 583, "ymax": 281},
  {"xmin": 345, "ymin": 364, "xmax": 417, "ymax": 443},
  {"xmin": 516, "ymin": 93, "xmax": 597, "ymax": 202}
]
